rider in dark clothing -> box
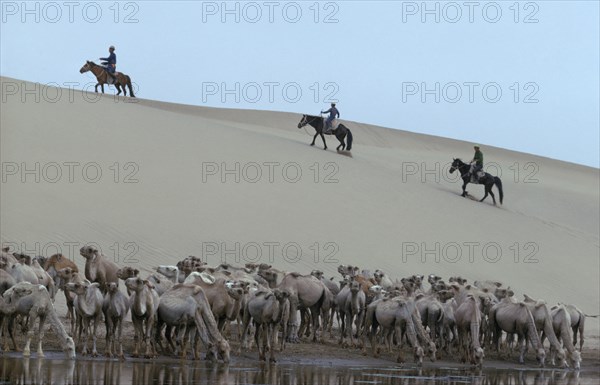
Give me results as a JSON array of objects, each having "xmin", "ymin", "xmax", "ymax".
[
  {"xmin": 471, "ymin": 145, "xmax": 484, "ymax": 182},
  {"xmin": 100, "ymin": 45, "xmax": 117, "ymax": 82},
  {"xmin": 321, "ymin": 103, "xmax": 340, "ymax": 134}
]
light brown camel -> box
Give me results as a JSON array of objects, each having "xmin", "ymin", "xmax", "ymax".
[
  {"xmin": 242, "ymin": 288, "xmax": 290, "ymax": 362},
  {"xmin": 57, "ymin": 267, "xmax": 87, "ymax": 332},
  {"xmin": 125, "ymin": 277, "xmax": 160, "ymax": 358},
  {"xmin": 547, "ymin": 305, "xmax": 582, "ymax": 370},
  {"xmin": 66, "ymin": 280, "xmax": 104, "ymax": 356},
  {"xmin": 80, "ymin": 246, "xmax": 119, "ymax": 292},
  {"xmin": 523, "ymin": 295, "xmax": 568, "ymax": 368},
  {"xmin": 336, "ymin": 278, "xmax": 365, "ymax": 348},
  {"xmin": 102, "ymin": 281, "xmax": 130, "ymax": 359},
  {"xmin": 3, "ymin": 282, "xmax": 75, "ymax": 358},
  {"xmin": 156, "ymin": 284, "xmax": 230, "ymax": 362},
  {"xmin": 489, "ymin": 301, "xmax": 546, "ymax": 366},
  {"xmin": 362, "ymin": 297, "xmax": 425, "ymax": 365},
  {"xmin": 454, "ymin": 293, "xmax": 485, "ymax": 366}
]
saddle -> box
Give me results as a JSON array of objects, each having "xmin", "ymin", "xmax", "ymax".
[
  {"xmin": 104, "ymin": 69, "xmax": 119, "ymax": 84},
  {"xmin": 322, "ymin": 118, "xmax": 340, "ymax": 134},
  {"xmin": 469, "ymin": 165, "xmax": 485, "ymax": 183}
]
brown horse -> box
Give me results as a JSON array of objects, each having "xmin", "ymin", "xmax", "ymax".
[{"xmin": 79, "ymin": 61, "xmax": 135, "ymax": 97}]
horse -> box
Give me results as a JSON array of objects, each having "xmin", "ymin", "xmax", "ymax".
[
  {"xmin": 297, "ymin": 114, "xmax": 353, "ymax": 152},
  {"xmin": 79, "ymin": 61, "xmax": 135, "ymax": 97},
  {"xmin": 449, "ymin": 158, "xmax": 504, "ymax": 205}
]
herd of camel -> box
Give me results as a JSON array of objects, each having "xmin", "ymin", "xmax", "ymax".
[{"xmin": 0, "ymin": 245, "xmax": 592, "ymax": 370}]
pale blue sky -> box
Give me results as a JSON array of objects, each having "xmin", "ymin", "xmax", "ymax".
[{"xmin": 2, "ymin": 1, "xmax": 598, "ymax": 167}]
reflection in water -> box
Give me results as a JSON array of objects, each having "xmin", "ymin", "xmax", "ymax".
[{"xmin": 0, "ymin": 356, "xmax": 595, "ymax": 385}]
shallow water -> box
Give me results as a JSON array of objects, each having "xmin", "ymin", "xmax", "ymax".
[{"xmin": 0, "ymin": 355, "xmax": 596, "ymax": 385}]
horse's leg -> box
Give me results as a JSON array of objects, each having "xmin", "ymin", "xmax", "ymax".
[
  {"xmin": 116, "ymin": 84, "xmax": 122, "ymax": 96},
  {"xmin": 461, "ymin": 180, "xmax": 469, "ymax": 197},
  {"xmin": 487, "ymin": 184, "xmax": 496, "ymax": 205},
  {"xmin": 480, "ymin": 184, "xmax": 489, "ymax": 202},
  {"xmin": 311, "ymin": 132, "xmax": 318, "ymax": 146},
  {"xmin": 95, "ymin": 83, "xmax": 99, "ymax": 93},
  {"xmin": 337, "ymin": 134, "xmax": 345, "ymax": 151},
  {"xmin": 320, "ymin": 133, "xmax": 327, "ymax": 150}
]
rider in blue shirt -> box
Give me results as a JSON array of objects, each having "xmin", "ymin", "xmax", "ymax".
[
  {"xmin": 100, "ymin": 45, "xmax": 117, "ymax": 83},
  {"xmin": 321, "ymin": 103, "xmax": 340, "ymax": 134}
]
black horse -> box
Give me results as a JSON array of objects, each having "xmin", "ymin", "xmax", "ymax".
[
  {"xmin": 297, "ymin": 114, "xmax": 353, "ymax": 151},
  {"xmin": 449, "ymin": 158, "xmax": 504, "ymax": 205}
]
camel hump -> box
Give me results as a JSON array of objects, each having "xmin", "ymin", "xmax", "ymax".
[
  {"xmin": 193, "ymin": 286, "xmax": 203, "ymax": 295},
  {"xmin": 289, "ymin": 272, "xmax": 301, "ymax": 278}
]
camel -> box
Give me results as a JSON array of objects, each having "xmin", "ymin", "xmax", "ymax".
[
  {"xmin": 125, "ymin": 277, "xmax": 160, "ymax": 358},
  {"xmin": 0, "ymin": 248, "xmax": 18, "ymax": 269},
  {"xmin": 3, "ymin": 282, "xmax": 76, "ymax": 359},
  {"xmin": 454, "ymin": 294, "xmax": 485, "ymax": 366},
  {"xmin": 156, "ymin": 284, "xmax": 230, "ymax": 362},
  {"xmin": 242, "ymin": 288, "xmax": 290, "ymax": 362},
  {"xmin": 441, "ymin": 298, "xmax": 458, "ymax": 354},
  {"xmin": 415, "ymin": 294, "xmax": 445, "ymax": 348},
  {"xmin": 56, "ymin": 267, "xmax": 87, "ymax": 332},
  {"xmin": 336, "ymin": 278, "xmax": 366, "ymax": 347},
  {"xmin": 102, "ymin": 281, "xmax": 130, "ymax": 359},
  {"xmin": 44, "ymin": 253, "xmax": 79, "ymax": 288},
  {"xmin": 546, "ymin": 305, "xmax": 582, "ymax": 370},
  {"xmin": 0, "ymin": 269, "xmax": 16, "ymax": 296},
  {"xmin": 66, "ymin": 280, "xmax": 104, "ymax": 356},
  {"xmin": 79, "ymin": 246, "xmax": 119, "ymax": 292},
  {"xmin": 362, "ymin": 297, "xmax": 425, "ymax": 365},
  {"xmin": 28, "ymin": 256, "xmax": 56, "ymax": 300},
  {"xmin": 0, "ymin": 294, "xmax": 16, "ymax": 352},
  {"xmin": 2, "ymin": 260, "xmax": 39, "ymax": 285},
  {"xmin": 183, "ymin": 274, "xmax": 245, "ymax": 334},
  {"xmin": 116, "ymin": 266, "xmax": 140, "ymax": 295},
  {"xmin": 146, "ymin": 272, "xmax": 174, "ymax": 296},
  {"xmin": 522, "ymin": 295, "xmax": 568, "ymax": 368},
  {"xmin": 489, "ymin": 301, "xmax": 546, "ymax": 366},
  {"xmin": 373, "ymin": 270, "xmax": 394, "ymax": 290},
  {"xmin": 311, "ymin": 270, "xmax": 340, "ymax": 336},
  {"xmin": 562, "ymin": 303, "xmax": 587, "ymax": 351},
  {"xmin": 156, "ymin": 265, "xmax": 183, "ymax": 284}
]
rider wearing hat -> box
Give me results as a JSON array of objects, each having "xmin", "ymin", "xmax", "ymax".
[
  {"xmin": 100, "ymin": 45, "xmax": 117, "ymax": 83},
  {"xmin": 470, "ymin": 145, "xmax": 484, "ymax": 182},
  {"xmin": 321, "ymin": 103, "xmax": 340, "ymax": 134}
]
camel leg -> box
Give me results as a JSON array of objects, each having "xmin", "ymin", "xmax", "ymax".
[
  {"xmin": 255, "ymin": 324, "xmax": 265, "ymax": 361},
  {"xmin": 36, "ymin": 314, "xmax": 46, "ymax": 358},
  {"xmin": 91, "ymin": 316, "xmax": 99, "ymax": 357},
  {"xmin": 518, "ymin": 335, "xmax": 526, "ymax": 364},
  {"xmin": 268, "ymin": 324, "xmax": 276, "ymax": 362},
  {"xmin": 144, "ymin": 317, "xmax": 156, "ymax": 358},
  {"xmin": 23, "ymin": 313, "xmax": 38, "ymax": 357}
]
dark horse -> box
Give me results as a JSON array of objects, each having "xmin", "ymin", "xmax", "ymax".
[
  {"xmin": 297, "ymin": 114, "xmax": 353, "ymax": 151},
  {"xmin": 449, "ymin": 158, "xmax": 503, "ymax": 205},
  {"xmin": 79, "ymin": 61, "xmax": 135, "ymax": 97}
]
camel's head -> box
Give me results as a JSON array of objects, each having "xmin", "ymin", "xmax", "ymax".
[
  {"xmin": 428, "ymin": 274, "xmax": 442, "ymax": 285},
  {"xmin": 64, "ymin": 336, "xmax": 76, "ymax": 359},
  {"xmin": 412, "ymin": 275, "xmax": 424, "ymax": 288},
  {"xmin": 66, "ymin": 280, "xmax": 97, "ymax": 296},
  {"xmin": 414, "ymin": 346, "xmax": 424, "ymax": 366},
  {"xmin": 57, "ymin": 267, "xmax": 75, "ymax": 280},
  {"xmin": 107, "ymin": 282, "xmax": 119, "ymax": 294},
  {"xmin": 156, "ymin": 265, "xmax": 178, "ymax": 279},
  {"xmin": 427, "ymin": 341, "xmax": 437, "ymax": 362},
  {"xmin": 5, "ymin": 283, "xmax": 35, "ymax": 301},
  {"xmin": 116, "ymin": 267, "xmax": 139, "ymax": 280},
  {"xmin": 257, "ymin": 269, "xmax": 278, "ymax": 286},
  {"xmin": 570, "ymin": 350, "xmax": 582, "ymax": 370},
  {"xmin": 274, "ymin": 289, "xmax": 290, "ymax": 303},
  {"xmin": 125, "ymin": 277, "xmax": 148, "ymax": 293},
  {"xmin": 350, "ymin": 279, "xmax": 361, "ymax": 294},
  {"xmin": 79, "ymin": 246, "xmax": 99, "ymax": 260},
  {"xmin": 556, "ymin": 348, "xmax": 569, "ymax": 369},
  {"xmin": 217, "ymin": 338, "xmax": 230, "ymax": 363},
  {"xmin": 472, "ymin": 347, "xmax": 484, "ymax": 366},
  {"xmin": 310, "ymin": 270, "xmax": 324, "ymax": 280},
  {"xmin": 373, "ymin": 269, "xmax": 385, "ymax": 282},
  {"xmin": 536, "ymin": 347, "xmax": 546, "ymax": 367},
  {"xmin": 369, "ymin": 285, "xmax": 383, "ymax": 295},
  {"xmin": 225, "ymin": 282, "xmax": 244, "ymax": 300}
]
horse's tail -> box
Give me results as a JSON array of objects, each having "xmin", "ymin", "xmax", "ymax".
[
  {"xmin": 126, "ymin": 75, "xmax": 135, "ymax": 97},
  {"xmin": 346, "ymin": 129, "xmax": 353, "ymax": 151},
  {"xmin": 494, "ymin": 176, "xmax": 503, "ymax": 205}
]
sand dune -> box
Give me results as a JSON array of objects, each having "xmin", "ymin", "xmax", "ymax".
[{"xmin": 1, "ymin": 78, "xmax": 598, "ymax": 336}]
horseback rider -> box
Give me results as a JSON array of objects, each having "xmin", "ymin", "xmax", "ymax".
[
  {"xmin": 100, "ymin": 45, "xmax": 117, "ymax": 83},
  {"xmin": 321, "ymin": 103, "xmax": 339, "ymax": 134},
  {"xmin": 470, "ymin": 145, "xmax": 484, "ymax": 182}
]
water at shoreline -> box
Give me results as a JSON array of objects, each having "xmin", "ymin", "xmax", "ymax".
[{"xmin": 0, "ymin": 355, "xmax": 596, "ymax": 385}]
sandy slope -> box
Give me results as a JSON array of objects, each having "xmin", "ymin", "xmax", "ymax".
[{"xmin": 1, "ymin": 78, "xmax": 598, "ymax": 337}]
